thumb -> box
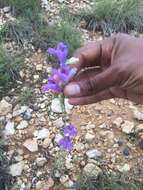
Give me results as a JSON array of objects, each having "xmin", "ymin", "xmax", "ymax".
[{"xmin": 64, "ymin": 66, "xmax": 118, "ymax": 97}]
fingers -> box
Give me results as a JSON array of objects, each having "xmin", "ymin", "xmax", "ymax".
[
  {"xmin": 68, "ymin": 87, "xmax": 128, "ymax": 105},
  {"xmin": 72, "ymin": 37, "xmax": 114, "ymax": 71},
  {"xmin": 64, "ymin": 65, "xmax": 118, "ymax": 97},
  {"xmin": 68, "ymin": 88, "xmax": 116, "ymax": 105}
]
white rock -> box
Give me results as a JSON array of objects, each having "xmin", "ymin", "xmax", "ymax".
[
  {"xmin": 75, "ymin": 143, "xmax": 85, "ymax": 151},
  {"xmin": 3, "ymin": 6, "xmax": 11, "ymax": 13},
  {"xmin": 55, "ymin": 134, "xmax": 63, "ymax": 144},
  {"xmin": 85, "ymin": 133, "xmax": 95, "ymax": 142},
  {"xmin": 83, "ymin": 163, "xmax": 102, "ymax": 176},
  {"xmin": 42, "ymin": 138, "xmax": 51, "ymax": 148},
  {"xmin": 36, "ymin": 157, "xmax": 47, "ymax": 167},
  {"xmin": 34, "ymin": 128, "xmax": 50, "ymax": 139},
  {"xmin": 36, "ymin": 64, "xmax": 43, "ymax": 71},
  {"xmin": 117, "ymin": 164, "xmax": 130, "ymax": 172},
  {"xmin": 113, "ymin": 117, "xmax": 123, "ymax": 127},
  {"xmin": 121, "ymin": 121, "xmax": 134, "ymax": 134},
  {"xmin": 13, "ymin": 105, "xmax": 29, "ymax": 117},
  {"xmin": 86, "ymin": 149, "xmax": 102, "ymax": 159},
  {"xmin": 65, "ymin": 99, "xmax": 73, "ymax": 113},
  {"xmin": 60, "ymin": 175, "xmax": 69, "ymax": 184},
  {"xmin": 0, "ymin": 99, "xmax": 12, "ymax": 116},
  {"xmin": 23, "ymin": 139, "xmax": 38, "ymax": 152},
  {"xmin": 4, "ymin": 121, "xmax": 15, "ymax": 136},
  {"xmin": 135, "ymin": 124, "xmax": 143, "ymax": 132},
  {"xmin": 53, "ymin": 117, "xmax": 64, "ymax": 128},
  {"xmin": 98, "ymin": 123, "xmax": 107, "ymax": 129},
  {"xmin": 17, "ymin": 120, "xmax": 28, "ymax": 129},
  {"xmin": 9, "ymin": 161, "xmax": 24, "ymax": 176},
  {"xmin": 133, "ymin": 109, "xmax": 143, "ymax": 121},
  {"xmin": 51, "ymin": 98, "xmax": 63, "ymax": 113}
]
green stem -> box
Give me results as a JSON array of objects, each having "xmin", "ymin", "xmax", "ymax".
[{"xmin": 58, "ymin": 93, "xmax": 65, "ymax": 112}]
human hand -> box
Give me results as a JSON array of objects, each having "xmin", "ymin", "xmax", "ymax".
[{"xmin": 64, "ymin": 33, "xmax": 143, "ymax": 105}]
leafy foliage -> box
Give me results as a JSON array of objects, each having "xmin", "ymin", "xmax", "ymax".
[
  {"xmin": 0, "ymin": 45, "xmax": 23, "ymax": 95},
  {"xmin": 78, "ymin": 0, "xmax": 143, "ymax": 35},
  {"xmin": 74, "ymin": 172, "xmax": 143, "ymax": 190}
]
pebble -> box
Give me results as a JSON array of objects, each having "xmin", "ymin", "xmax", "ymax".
[
  {"xmin": 133, "ymin": 108, "xmax": 143, "ymax": 121},
  {"xmin": 121, "ymin": 121, "xmax": 134, "ymax": 134},
  {"xmin": 53, "ymin": 117, "xmax": 64, "ymax": 128},
  {"xmin": 86, "ymin": 149, "xmax": 102, "ymax": 159},
  {"xmin": 136, "ymin": 124, "xmax": 143, "ymax": 132},
  {"xmin": 112, "ymin": 117, "xmax": 123, "ymax": 128},
  {"xmin": 42, "ymin": 137, "xmax": 51, "ymax": 148},
  {"xmin": 4, "ymin": 121, "xmax": 15, "ymax": 136},
  {"xmin": 123, "ymin": 147, "xmax": 130, "ymax": 156},
  {"xmin": 85, "ymin": 132, "xmax": 95, "ymax": 142},
  {"xmin": 51, "ymin": 98, "xmax": 63, "ymax": 113},
  {"xmin": 34, "ymin": 128, "xmax": 50, "ymax": 139},
  {"xmin": 36, "ymin": 157, "xmax": 47, "ymax": 167},
  {"xmin": 42, "ymin": 178, "xmax": 54, "ymax": 190},
  {"xmin": 0, "ymin": 99, "xmax": 12, "ymax": 116},
  {"xmin": 9, "ymin": 161, "xmax": 24, "ymax": 176},
  {"xmin": 55, "ymin": 134, "xmax": 63, "ymax": 144},
  {"xmin": 17, "ymin": 120, "xmax": 28, "ymax": 129},
  {"xmin": 65, "ymin": 98, "xmax": 73, "ymax": 113},
  {"xmin": 36, "ymin": 64, "xmax": 43, "ymax": 71},
  {"xmin": 3, "ymin": 6, "xmax": 11, "ymax": 13},
  {"xmin": 98, "ymin": 123, "xmax": 107, "ymax": 129},
  {"xmin": 117, "ymin": 164, "xmax": 130, "ymax": 172},
  {"xmin": 83, "ymin": 163, "xmax": 102, "ymax": 176},
  {"xmin": 60, "ymin": 175, "xmax": 69, "ymax": 184},
  {"xmin": 23, "ymin": 139, "xmax": 38, "ymax": 152}
]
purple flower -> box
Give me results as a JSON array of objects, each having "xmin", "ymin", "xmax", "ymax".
[
  {"xmin": 41, "ymin": 65, "xmax": 77, "ymax": 93},
  {"xmin": 59, "ymin": 136, "xmax": 73, "ymax": 151},
  {"xmin": 48, "ymin": 42, "xmax": 68, "ymax": 66},
  {"xmin": 64, "ymin": 124, "xmax": 77, "ymax": 138}
]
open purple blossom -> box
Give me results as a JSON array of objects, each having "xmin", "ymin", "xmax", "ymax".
[
  {"xmin": 41, "ymin": 65, "xmax": 77, "ymax": 93},
  {"xmin": 64, "ymin": 124, "xmax": 77, "ymax": 138},
  {"xmin": 59, "ymin": 136, "xmax": 73, "ymax": 151},
  {"xmin": 48, "ymin": 42, "xmax": 68, "ymax": 66}
]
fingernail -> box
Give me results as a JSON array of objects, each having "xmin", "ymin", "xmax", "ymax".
[{"xmin": 65, "ymin": 83, "xmax": 80, "ymax": 95}]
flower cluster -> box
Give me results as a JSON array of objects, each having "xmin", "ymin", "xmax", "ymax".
[
  {"xmin": 42, "ymin": 43, "xmax": 77, "ymax": 94},
  {"xmin": 42, "ymin": 42, "xmax": 78, "ymax": 151},
  {"xmin": 59, "ymin": 124, "xmax": 77, "ymax": 151}
]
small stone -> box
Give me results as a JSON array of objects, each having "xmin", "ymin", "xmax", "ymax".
[
  {"xmin": 53, "ymin": 117, "xmax": 64, "ymax": 128},
  {"xmin": 36, "ymin": 181, "xmax": 43, "ymax": 189},
  {"xmin": 34, "ymin": 75, "xmax": 39, "ymax": 80},
  {"xmin": 4, "ymin": 121, "xmax": 15, "ymax": 136},
  {"xmin": 42, "ymin": 138, "xmax": 51, "ymax": 148},
  {"xmin": 34, "ymin": 128, "xmax": 50, "ymax": 139},
  {"xmin": 133, "ymin": 109, "xmax": 143, "ymax": 121},
  {"xmin": 123, "ymin": 147, "xmax": 130, "ymax": 156},
  {"xmin": 51, "ymin": 98, "xmax": 63, "ymax": 113},
  {"xmin": 117, "ymin": 164, "xmax": 130, "ymax": 172},
  {"xmin": 83, "ymin": 163, "xmax": 102, "ymax": 176},
  {"xmin": 121, "ymin": 121, "xmax": 134, "ymax": 134},
  {"xmin": 86, "ymin": 149, "xmax": 102, "ymax": 159},
  {"xmin": 36, "ymin": 157, "xmax": 47, "ymax": 167},
  {"xmin": 17, "ymin": 120, "xmax": 28, "ymax": 129},
  {"xmin": 65, "ymin": 98, "xmax": 73, "ymax": 113},
  {"xmin": 23, "ymin": 139, "xmax": 38, "ymax": 152},
  {"xmin": 9, "ymin": 161, "xmax": 24, "ymax": 176},
  {"xmin": 85, "ymin": 133, "xmax": 95, "ymax": 142},
  {"xmin": 55, "ymin": 134, "xmax": 63, "ymax": 144},
  {"xmin": 113, "ymin": 117, "xmax": 123, "ymax": 127},
  {"xmin": 23, "ymin": 110, "xmax": 32, "ymax": 120},
  {"xmin": 3, "ymin": 6, "xmax": 11, "ymax": 13},
  {"xmin": 36, "ymin": 64, "xmax": 43, "ymax": 71},
  {"xmin": 0, "ymin": 99, "xmax": 12, "ymax": 116},
  {"xmin": 75, "ymin": 143, "xmax": 85, "ymax": 151},
  {"xmin": 43, "ymin": 178, "xmax": 54, "ymax": 190},
  {"xmin": 98, "ymin": 123, "xmax": 107, "ymax": 129},
  {"xmin": 136, "ymin": 124, "xmax": 143, "ymax": 132},
  {"xmin": 60, "ymin": 175, "xmax": 69, "ymax": 184}
]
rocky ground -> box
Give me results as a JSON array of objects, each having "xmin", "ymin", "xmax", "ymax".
[{"xmin": 0, "ymin": 0, "xmax": 143, "ymax": 190}]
